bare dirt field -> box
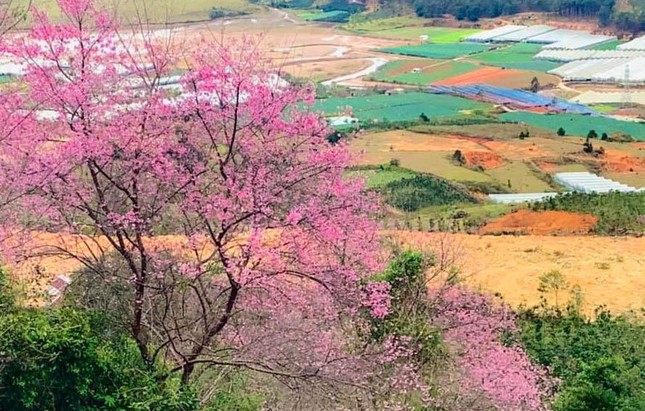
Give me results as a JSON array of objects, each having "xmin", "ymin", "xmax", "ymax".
[
  {"xmin": 435, "ymin": 66, "xmax": 560, "ymax": 88},
  {"xmin": 388, "ymin": 231, "xmax": 645, "ymax": 315},
  {"xmin": 11, "ymin": 231, "xmax": 645, "ymax": 316},
  {"xmin": 480, "ymin": 210, "xmax": 598, "ymax": 235}
]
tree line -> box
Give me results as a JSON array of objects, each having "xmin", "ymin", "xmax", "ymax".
[{"xmin": 388, "ymin": 0, "xmax": 645, "ymax": 32}]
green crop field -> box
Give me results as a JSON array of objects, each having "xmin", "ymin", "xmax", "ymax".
[
  {"xmin": 380, "ymin": 43, "xmax": 492, "ymax": 59},
  {"xmin": 501, "ymin": 112, "xmax": 645, "ymax": 140},
  {"xmin": 592, "ymin": 40, "xmax": 624, "ymax": 50},
  {"xmin": 370, "ymin": 60, "xmax": 479, "ymax": 85},
  {"xmin": 344, "ymin": 17, "xmax": 481, "ymax": 42},
  {"xmin": 471, "ymin": 44, "xmax": 560, "ymax": 72},
  {"xmin": 348, "ymin": 166, "xmax": 417, "ymax": 188},
  {"xmin": 296, "ymin": 10, "xmax": 349, "ymax": 22},
  {"xmin": 314, "ymin": 92, "xmax": 491, "ymax": 123},
  {"xmin": 18, "ymin": 0, "xmax": 258, "ymax": 23}
]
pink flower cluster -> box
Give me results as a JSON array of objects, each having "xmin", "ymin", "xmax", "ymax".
[{"xmin": 436, "ymin": 288, "xmax": 553, "ymax": 410}]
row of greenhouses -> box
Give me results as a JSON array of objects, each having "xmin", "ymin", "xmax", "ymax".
[
  {"xmin": 535, "ymin": 49, "xmax": 645, "ymax": 62},
  {"xmin": 549, "ymin": 57, "xmax": 645, "ymax": 83},
  {"xmin": 617, "ymin": 35, "xmax": 645, "ymax": 50},
  {"xmin": 466, "ymin": 25, "xmax": 616, "ymax": 49}
]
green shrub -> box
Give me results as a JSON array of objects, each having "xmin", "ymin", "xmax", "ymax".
[
  {"xmin": 381, "ymin": 175, "xmax": 476, "ymax": 211},
  {"xmin": 518, "ymin": 307, "xmax": 645, "ymax": 411}
]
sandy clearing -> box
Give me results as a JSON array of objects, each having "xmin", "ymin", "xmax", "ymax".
[
  {"xmin": 9, "ymin": 231, "xmax": 645, "ymax": 315},
  {"xmin": 322, "ymin": 57, "xmax": 388, "ymax": 86},
  {"xmin": 388, "ymin": 231, "xmax": 645, "ymax": 314},
  {"xmin": 351, "ymin": 130, "xmax": 491, "ymax": 154}
]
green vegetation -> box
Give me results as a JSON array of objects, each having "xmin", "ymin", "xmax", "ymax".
[
  {"xmin": 531, "ymin": 192, "xmax": 645, "ymax": 235},
  {"xmin": 518, "ymin": 304, "xmax": 645, "ymax": 411},
  {"xmin": 471, "ymin": 44, "xmax": 561, "ymax": 72},
  {"xmin": 381, "ymin": 173, "xmax": 476, "ymax": 211},
  {"xmin": 21, "ymin": 0, "xmax": 260, "ymax": 23},
  {"xmin": 296, "ymin": 10, "xmax": 350, "ymax": 22},
  {"xmin": 380, "ymin": 43, "xmax": 492, "ymax": 59},
  {"xmin": 345, "ymin": 17, "xmax": 481, "ymax": 42},
  {"xmin": 370, "ymin": 60, "xmax": 478, "ymax": 85},
  {"xmin": 592, "ymin": 40, "xmax": 625, "ymax": 50},
  {"xmin": 501, "ymin": 112, "xmax": 645, "ymax": 141},
  {"xmin": 349, "ymin": 165, "xmax": 417, "ymax": 188},
  {"xmin": 485, "ymin": 161, "xmax": 554, "ymax": 193},
  {"xmin": 0, "ymin": 267, "xmax": 198, "ymax": 411},
  {"xmin": 314, "ymin": 92, "xmax": 491, "ymax": 123}
]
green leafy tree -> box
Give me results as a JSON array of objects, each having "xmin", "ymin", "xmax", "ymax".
[
  {"xmin": 530, "ymin": 76, "xmax": 540, "ymax": 93},
  {"xmin": 587, "ymin": 130, "xmax": 598, "ymax": 139},
  {"xmin": 557, "ymin": 127, "xmax": 566, "ymax": 136},
  {"xmin": 538, "ymin": 269, "xmax": 569, "ymax": 308},
  {"xmin": 0, "ymin": 274, "xmax": 197, "ymax": 411}
]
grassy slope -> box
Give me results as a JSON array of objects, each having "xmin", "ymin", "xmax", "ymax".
[
  {"xmin": 501, "ymin": 112, "xmax": 645, "ymax": 140},
  {"xmin": 20, "ymin": 0, "xmax": 259, "ymax": 24}
]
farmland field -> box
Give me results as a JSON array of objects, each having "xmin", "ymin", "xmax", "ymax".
[
  {"xmin": 470, "ymin": 44, "xmax": 561, "ymax": 72},
  {"xmin": 344, "ymin": 16, "xmax": 481, "ymax": 42},
  {"xmin": 313, "ymin": 92, "xmax": 491, "ymax": 122},
  {"xmin": 380, "ymin": 43, "xmax": 493, "ymax": 59},
  {"xmin": 370, "ymin": 60, "xmax": 479, "ymax": 85},
  {"xmin": 501, "ymin": 112, "xmax": 645, "ymax": 140},
  {"xmin": 348, "ymin": 167, "xmax": 417, "ymax": 188},
  {"xmin": 434, "ymin": 66, "xmax": 561, "ymax": 88},
  {"xmin": 19, "ymin": 0, "xmax": 259, "ymax": 23}
]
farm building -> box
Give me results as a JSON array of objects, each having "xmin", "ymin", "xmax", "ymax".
[
  {"xmin": 466, "ymin": 25, "xmax": 526, "ymax": 42},
  {"xmin": 329, "ymin": 116, "xmax": 358, "ymax": 127},
  {"xmin": 427, "ymin": 85, "xmax": 596, "ymax": 114},
  {"xmin": 617, "ymin": 35, "xmax": 645, "ymax": 50},
  {"xmin": 536, "ymin": 49, "xmax": 645, "ymax": 62},
  {"xmin": 488, "ymin": 193, "xmax": 558, "ymax": 204},
  {"xmin": 554, "ymin": 172, "xmax": 641, "ymax": 193},
  {"xmin": 492, "ymin": 25, "xmax": 555, "ymax": 42},
  {"xmin": 465, "ymin": 25, "xmax": 615, "ymax": 49},
  {"xmin": 549, "ymin": 57, "xmax": 645, "ymax": 83},
  {"xmin": 542, "ymin": 34, "xmax": 615, "ymax": 50}
]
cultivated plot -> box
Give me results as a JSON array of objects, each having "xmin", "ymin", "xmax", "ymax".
[
  {"xmin": 380, "ymin": 43, "xmax": 493, "ymax": 59},
  {"xmin": 501, "ymin": 112, "xmax": 645, "ymax": 140}
]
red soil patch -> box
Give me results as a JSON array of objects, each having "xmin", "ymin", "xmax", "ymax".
[
  {"xmin": 434, "ymin": 66, "xmax": 559, "ymax": 89},
  {"xmin": 480, "ymin": 210, "xmax": 598, "ymax": 236},
  {"xmin": 434, "ymin": 66, "xmax": 522, "ymax": 86},
  {"xmin": 463, "ymin": 151, "xmax": 505, "ymax": 169},
  {"xmin": 534, "ymin": 161, "xmax": 558, "ymax": 173}
]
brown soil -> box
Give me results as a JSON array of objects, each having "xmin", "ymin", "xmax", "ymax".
[
  {"xmin": 435, "ymin": 66, "xmax": 560, "ymax": 89},
  {"xmin": 463, "ymin": 151, "xmax": 505, "ymax": 169},
  {"xmin": 390, "ymin": 231, "xmax": 645, "ymax": 314},
  {"xmin": 480, "ymin": 210, "xmax": 598, "ymax": 236}
]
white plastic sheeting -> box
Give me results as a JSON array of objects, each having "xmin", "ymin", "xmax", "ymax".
[
  {"xmin": 535, "ymin": 49, "xmax": 645, "ymax": 62},
  {"xmin": 617, "ymin": 35, "xmax": 645, "ymax": 50},
  {"xmin": 542, "ymin": 34, "xmax": 616, "ymax": 50},
  {"xmin": 465, "ymin": 25, "xmax": 526, "ymax": 42},
  {"xmin": 549, "ymin": 57, "xmax": 645, "ymax": 83},
  {"xmin": 572, "ymin": 91, "xmax": 645, "ymax": 105},
  {"xmin": 527, "ymin": 29, "xmax": 583, "ymax": 44},
  {"xmin": 492, "ymin": 25, "xmax": 554, "ymax": 42},
  {"xmin": 554, "ymin": 172, "xmax": 641, "ymax": 193},
  {"xmin": 488, "ymin": 193, "xmax": 559, "ymax": 204}
]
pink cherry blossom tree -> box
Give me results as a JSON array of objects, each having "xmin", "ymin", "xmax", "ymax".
[
  {"xmin": 0, "ymin": 0, "xmax": 401, "ymax": 406},
  {"xmin": 435, "ymin": 287, "xmax": 555, "ymax": 410}
]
